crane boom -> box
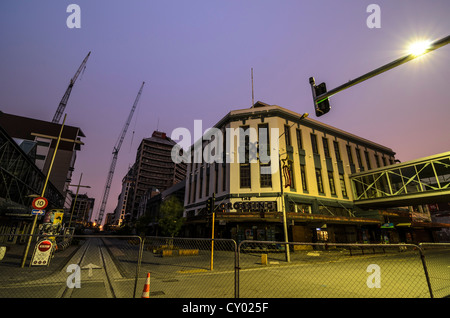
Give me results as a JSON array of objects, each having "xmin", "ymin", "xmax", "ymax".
[
  {"xmin": 52, "ymin": 51, "xmax": 91, "ymax": 123},
  {"xmin": 96, "ymin": 82, "xmax": 145, "ymax": 225}
]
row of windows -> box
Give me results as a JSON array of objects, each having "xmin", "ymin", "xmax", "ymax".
[
  {"xmin": 299, "ymin": 128, "xmax": 393, "ymax": 170},
  {"xmin": 187, "ymin": 163, "xmax": 227, "ymax": 204},
  {"xmin": 186, "ymin": 122, "xmax": 394, "ymax": 203}
]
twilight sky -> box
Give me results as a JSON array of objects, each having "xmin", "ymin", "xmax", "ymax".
[{"xmin": 0, "ymin": 0, "xmax": 449, "ymax": 222}]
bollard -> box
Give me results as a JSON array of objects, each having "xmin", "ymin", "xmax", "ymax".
[{"xmin": 261, "ymin": 254, "xmax": 268, "ymax": 266}]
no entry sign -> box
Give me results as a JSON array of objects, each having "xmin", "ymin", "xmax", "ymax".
[
  {"xmin": 31, "ymin": 239, "xmax": 53, "ymax": 266},
  {"xmin": 38, "ymin": 240, "xmax": 52, "ymax": 252}
]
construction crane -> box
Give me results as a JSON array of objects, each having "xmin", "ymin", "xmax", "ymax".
[
  {"xmin": 96, "ymin": 82, "xmax": 145, "ymax": 225},
  {"xmin": 52, "ymin": 51, "xmax": 91, "ymax": 123}
]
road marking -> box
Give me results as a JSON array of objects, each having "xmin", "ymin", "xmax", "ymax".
[{"xmin": 177, "ymin": 269, "xmax": 209, "ymax": 274}]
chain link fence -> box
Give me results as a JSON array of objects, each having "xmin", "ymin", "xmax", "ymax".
[
  {"xmin": 419, "ymin": 243, "xmax": 450, "ymax": 298},
  {"xmin": 1, "ymin": 234, "xmax": 448, "ymax": 298},
  {"xmin": 141, "ymin": 236, "xmax": 237, "ymax": 298},
  {"xmin": 0, "ymin": 234, "xmax": 143, "ymax": 298},
  {"xmin": 237, "ymin": 241, "xmax": 434, "ymax": 298}
]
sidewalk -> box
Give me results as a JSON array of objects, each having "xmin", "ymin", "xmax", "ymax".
[{"xmin": 0, "ymin": 241, "xmax": 82, "ymax": 284}]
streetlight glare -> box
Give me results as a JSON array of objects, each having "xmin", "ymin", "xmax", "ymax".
[{"xmin": 408, "ymin": 40, "xmax": 431, "ymax": 57}]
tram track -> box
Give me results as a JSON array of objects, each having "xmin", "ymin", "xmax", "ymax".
[{"xmin": 59, "ymin": 237, "xmax": 117, "ymax": 298}]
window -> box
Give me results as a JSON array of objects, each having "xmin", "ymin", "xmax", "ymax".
[
  {"xmin": 240, "ymin": 164, "xmax": 251, "ymax": 188},
  {"xmin": 364, "ymin": 151, "xmax": 372, "ymax": 170},
  {"xmin": 296, "ymin": 129, "xmax": 303, "ymax": 150},
  {"xmin": 374, "ymin": 154, "xmax": 380, "ymax": 168},
  {"xmin": 222, "ymin": 164, "xmax": 226, "ymax": 191},
  {"xmin": 311, "ymin": 134, "xmax": 319, "ymax": 154},
  {"xmin": 300, "ymin": 165, "xmax": 308, "ymax": 192},
  {"xmin": 240, "ymin": 126, "xmax": 251, "ymax": 188},
  {"xmin": 339, "ymin": 174, "xmax": 348, "ymax": 197},
  {"xmin": 199, "ymin": 168, "xmax": 203, "ymax": 198},
  {"xmin": 356, "ymin": 148, "xmax": 364, "ymax": 171},
  {"xmin": 284, "ymin": 125, "xmax": 292, "ymax": 147},
  {"xmin": 328, "ymin": 171, "xmax": 336, "ymax": 195},
  {"xmin": 315, "ymin": 168, "xmax": 324, "ymax": 194},
  {"xmin": 322, "ymin": 137, "xmax": 330, "ymax": 158},
  {"xmin": 333, "ymin": 141, "xmax": 341, "ymax": 161},
  {"xmin": 214, "ymin": 163, "xmax": 219, "ymax": 193},
  {"xmin": 192, "ymin": 177, "xmax": 197, "ymax": 202},
  {"xmin": 205, "ymin": 169, "xmax": 210, "ymax": 197},
  {"xmin": 346, "ymin": 145, "xmax": 354, "ymax": 165},
  {"xmin": 259, "ymin": 124, "xmax": 272, "ymax": 188}
]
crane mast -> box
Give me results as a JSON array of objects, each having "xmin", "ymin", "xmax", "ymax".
[
  {"xmin": 52, "ymin": 51, "xmax": 91, "ymax": 123},
  {"xmin": 96, "ymin": 82, "xmax": 145, "ymax": 225}
]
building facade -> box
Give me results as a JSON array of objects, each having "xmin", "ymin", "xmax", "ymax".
[
  {"xmin": 111, "ymin": 165, "xmax": 135, "ymax": 227},
  {"xmin": 183, "ymin": 102, "xmax": 397, "ymax": 243},
  {"xmin": 0, "ymin": 111, "xmax": 85, "ymax": 206},
  {"xmin": 68, "ymin": 192, "xmax": 95, "ymax": 228},
  {"xmin": 130, "ymin": 131, "xmax": 187, "ymax": 220}
]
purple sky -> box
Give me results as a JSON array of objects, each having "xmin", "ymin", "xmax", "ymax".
[{"xmin": 1, "ymin": 0, "xmax": 449, "ymax": 222}]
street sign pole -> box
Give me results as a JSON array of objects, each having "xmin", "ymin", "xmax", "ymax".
[
  {"xmin": 68, "ymin": 173, "xmax": 91, "ymax": 229},
  {"xmin": 21, "ymin": 114, "xmax": 67, "ymax": 268}
]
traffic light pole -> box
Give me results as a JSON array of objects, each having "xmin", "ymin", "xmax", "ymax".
[{"xmin": 310, "ymin": 34, "xmax": 450, "ymax": 113}]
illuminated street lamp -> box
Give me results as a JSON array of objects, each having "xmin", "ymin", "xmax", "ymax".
[{"xmin": 310, "ymin": 34, "xmax": 450, "ymax": 116}]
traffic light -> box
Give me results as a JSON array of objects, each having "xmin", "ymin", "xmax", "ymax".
[
  {"xmin": 314, "ymin": 82, "xmax": 331, "ymax": 117},
  {"xmin": 205, "ymin": 194, "xmax": 216, "ymax": 213}
]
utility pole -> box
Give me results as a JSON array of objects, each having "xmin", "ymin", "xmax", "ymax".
[
  {"xmin": 21, "ymin": 115, "xmax": 67, "ymax": 267},
  {"xmin": 68, "ymin": 173, "xmax": 91, "ymax": 230}
]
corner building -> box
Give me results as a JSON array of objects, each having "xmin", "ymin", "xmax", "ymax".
[{"xmin": 183, "ymin": 102, "xmax": 396, "ymax": 244}]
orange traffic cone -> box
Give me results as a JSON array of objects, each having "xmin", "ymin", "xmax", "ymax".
[{"xmin": 141, "ymin": 272, "xmax": 150, "ymax": 298}]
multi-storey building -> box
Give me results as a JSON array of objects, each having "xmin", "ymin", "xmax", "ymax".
[
  {"xmin": 131, "ymin": 131, "xmax": 187, "ymax": 220},
  {"xmin": 68, "ymin": 192, "xmax": 95, "ymax": 227},
  {"xmin": 183, "ymin": 102, "xmax": 397, "ymax": 243},
  {"xmin": 111, "ymin": 165, "xmax": 135, "ymax": 226},
  {"xmin": 0, "ymin": 111, "xmax": 85, "ymax": 205}
]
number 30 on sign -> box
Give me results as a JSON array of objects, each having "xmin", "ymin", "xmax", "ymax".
[{"xmin": 32, "ymin": 197, "xmax": 48, "ymax": 210}]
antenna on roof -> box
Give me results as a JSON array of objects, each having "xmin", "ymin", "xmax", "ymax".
[{"xmin": 251, "ymin": 68, "xmax": 255, "ymax": 107}]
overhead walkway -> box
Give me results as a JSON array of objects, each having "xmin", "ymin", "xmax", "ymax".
[{"xmin": 350, "ymin": 152, "xmax": 450, "ymax": 208}]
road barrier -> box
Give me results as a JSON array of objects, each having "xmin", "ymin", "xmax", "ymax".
[{"xmin": 0, "ymin": 234, "xmax": 448, "ymax": 298}]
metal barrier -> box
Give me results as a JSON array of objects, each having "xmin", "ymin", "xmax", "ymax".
[
  {"xmin": 141, "ymin": 236, "xmax": 237, "ymax": 298},
  {"xmin": 419, "ymin": 243, "xmax": 450, "ymax": 298},
  {"xmin": 237, "ymin": 241, "xmax": 434, "ymax": 298},
  {"xmin": 0, "ymin": 234, "xmax": 143, "ymax": 298},
  {"xmin": 1, "ymin": 234, "xmax": 448, "ymax": 298}
]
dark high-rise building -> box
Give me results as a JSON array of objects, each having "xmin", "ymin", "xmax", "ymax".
[{"xmin": 131, "ymin": 131, "xmax": 186, "ymax": 219}]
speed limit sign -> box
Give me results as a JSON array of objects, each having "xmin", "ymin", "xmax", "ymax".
[{"xmin": 32, "ymin": 197, "xmax": 48, "ymax": 210}]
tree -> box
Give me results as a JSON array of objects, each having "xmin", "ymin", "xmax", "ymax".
[{"xmin": 158, "ymin": 196, "xmax": 184, "ymax": 237}]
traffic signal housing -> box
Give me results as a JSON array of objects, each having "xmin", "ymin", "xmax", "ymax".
[
  {"xmin": 206, "ymin": 194, "xmax": 215, "ymax": 213},
  {"xmin": 314, "ymin": 82, "xmax": 331, "ymax": 117}
]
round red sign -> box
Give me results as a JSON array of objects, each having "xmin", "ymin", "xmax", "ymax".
[
  {"xmin": 32, "ymin": 197, "xmax": 48, "ymax": 210},
  {"xmin": 38, "ymin": 240, "xmax": 52, "ymax": 252}
]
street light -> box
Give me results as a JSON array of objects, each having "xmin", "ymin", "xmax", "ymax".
[
  {"xmin": 310, "ymin": 34, "xmax": 450, "ymax": 116},
  {"xmin": 408, "ymin": 40, "xmax": 432, "ymax": 57}
]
